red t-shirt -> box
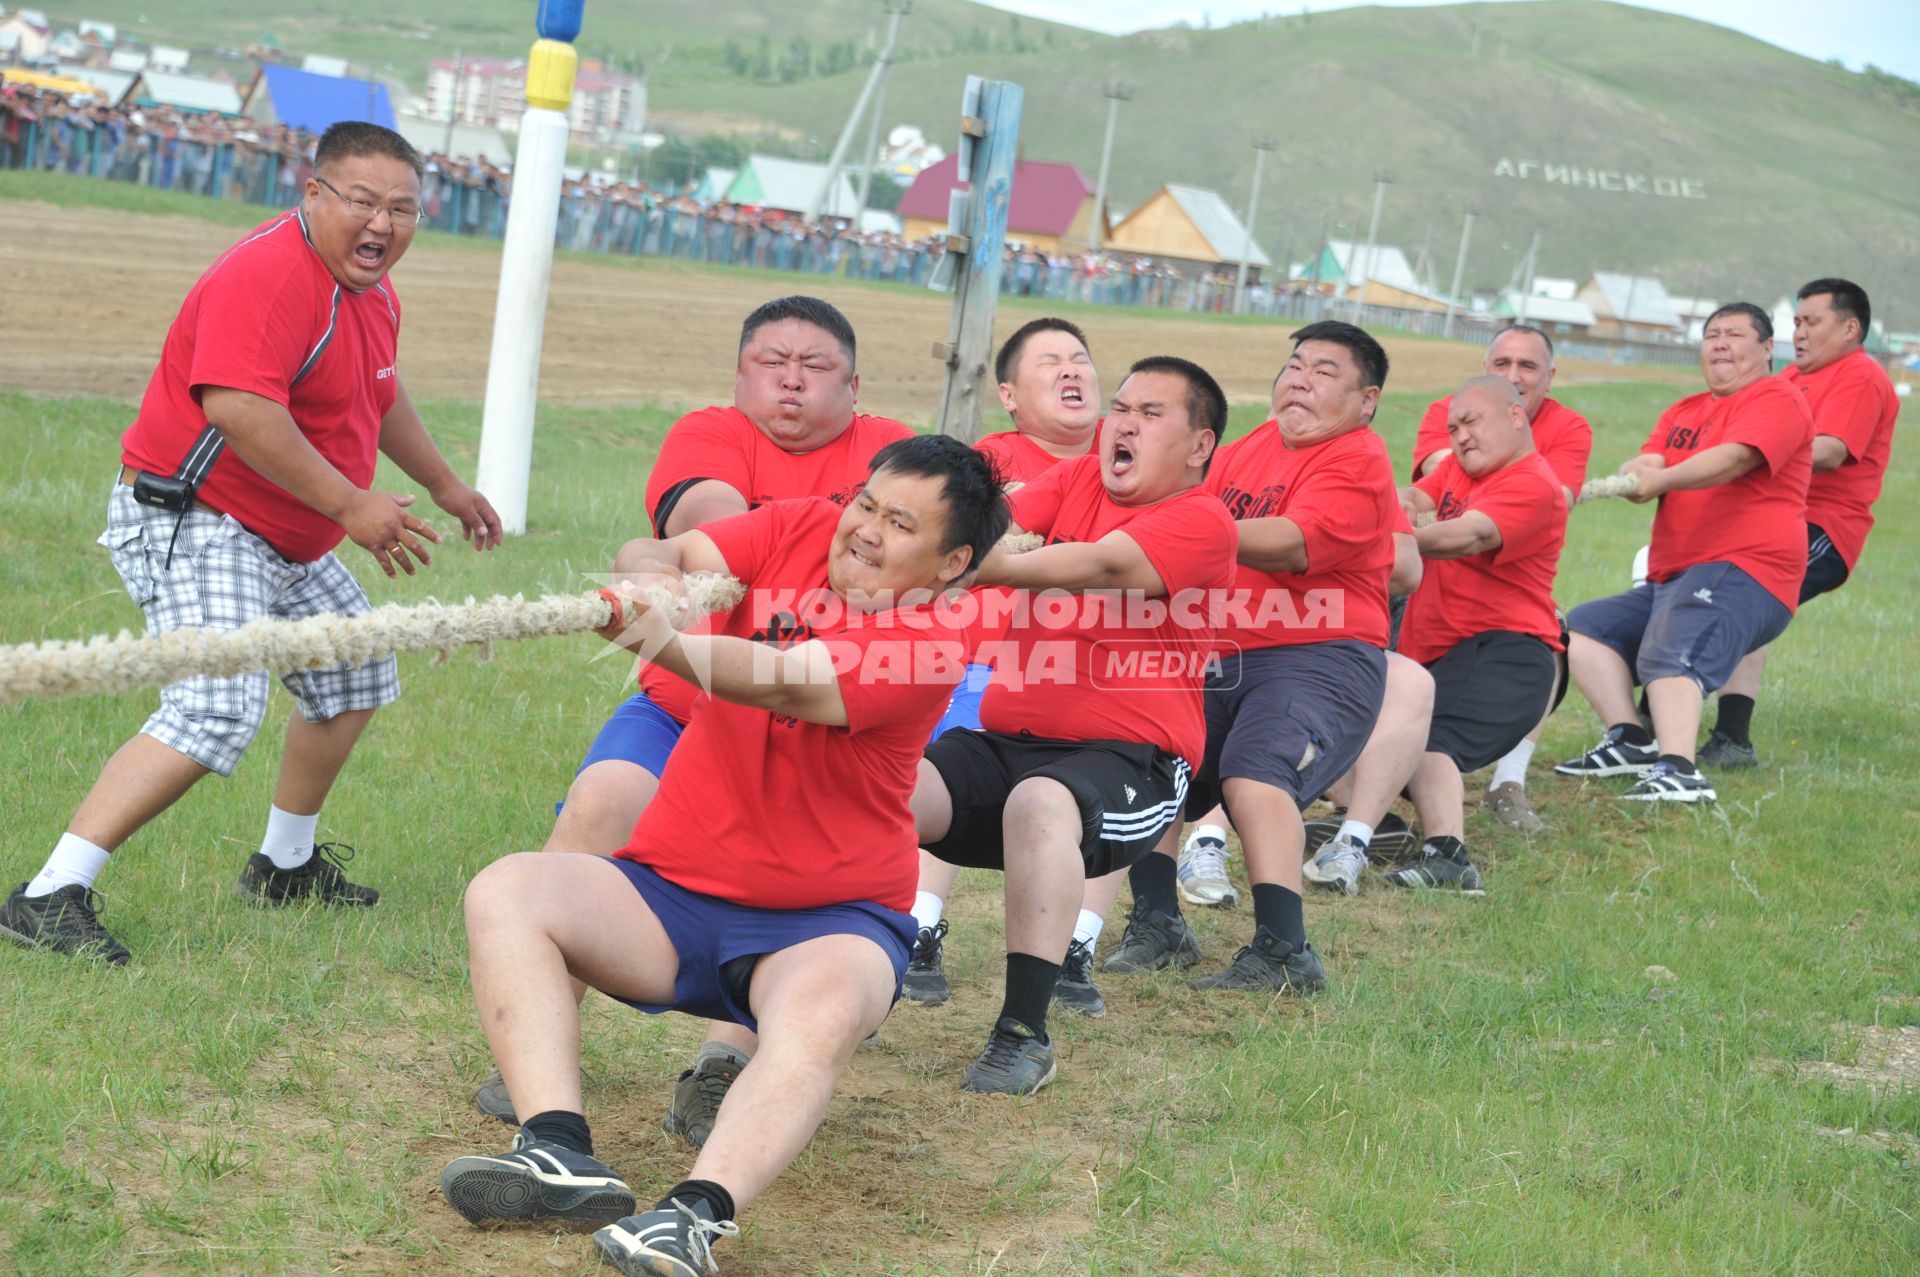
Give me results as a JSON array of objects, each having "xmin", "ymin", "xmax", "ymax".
[
  {"xmin": 961, "ymin": 429, "xmax": 1092, "ymax": 663},
  {"xmin": 980, "ymin": 456, "xmax": 1238, "ymax": 766},
  {"xmin": 1206, "ymin": 422, "xmax": 1397, "ymax": 650},
  {"xmin": 1642, "ymin": 377, "xmax": 1814, "ymax": 612},
  {"xmin": 638, "ymin": 406, "xmax": 914, "ymax": 723},
  {"xmin": 120, "ymin": 210, "xmax": 401, "ymax": 563},
  {"xmin": 974, "ymin": 429, "xmax": 1087, "ymax": 487},
  {"xmin": 1781, "ymin": 350, "xmax": 1899, "ymax": 569},
  {"xmin": 1412, "ymin": 396, "xmax": 1592, "ymax": 497},
  {"xmin": 1401, "ymin": 453, "xmax": 1568, "ymax": 666},
  {"xmin": 618, "ymin": 499, "xmax": 963, "ymax": 912}
]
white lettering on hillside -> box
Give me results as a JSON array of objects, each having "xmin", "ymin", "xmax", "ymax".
[{"xmin": 1493, "ymin": 158, "xmax": 1705, "ymax": 199}]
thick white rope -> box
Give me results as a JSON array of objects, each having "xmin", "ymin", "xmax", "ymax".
[
  {"xmin": 1412, "ymin": 471, "xmax": 1642, "ymax": 528},
  {"xmin": 0, "ymin": 574, "xmax": 744, "ymax": 709}
]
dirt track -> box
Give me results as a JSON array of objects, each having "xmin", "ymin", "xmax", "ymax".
[{"xmin": 0, "ymin": 200, "xmax": 1686, "ymax": 421}]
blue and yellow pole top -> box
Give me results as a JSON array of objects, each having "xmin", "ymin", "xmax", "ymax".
[{"xmin": 527, "ymin": 0, "xmax": 584, "ymax": 112}]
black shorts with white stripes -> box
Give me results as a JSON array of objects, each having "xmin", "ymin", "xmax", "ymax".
[
  {"xmin": 921, "ymin": 731, "xmax": 1190, "ymax": 877},
  {"xmin": 1799, "ymin": 521, "xmax": 1850, "ymax": 605}
]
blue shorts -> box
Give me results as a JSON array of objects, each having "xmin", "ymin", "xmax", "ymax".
[
  {"xmin": 1567, "ymin": 562, "xmax": 1792, "ymax": 697},
  {"xmin": 577, "ymin": 692, "xmax": 684, "ymax": 777},
  {"xmin": 604, "ymin": 859, "xmax": 916, "ymax": 1032},
  {"xmin": 929, "ymin": 662, "xmax": 993, "ymax": 743},
  {"xmin": 1189, "ymin": 641, "xmax": 1387, "ymax": 812}
]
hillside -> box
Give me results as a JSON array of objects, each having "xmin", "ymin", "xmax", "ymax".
[{"xmin": 40, "ymin": 0, "xmax": 1920, "ymax": 316}]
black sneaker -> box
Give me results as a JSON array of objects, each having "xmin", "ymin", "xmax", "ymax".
[
  {"xmin": 1052, "ymin": 938, "xmax": 1106, "ymax": 1017},
  {"xmin": 1620, "ymin": 761, "xmax": 1717, "ymax": 804},
  {"xmin": 1302, "ymin": 810, "xmax": 1418, "ymax": 862},
  {"xmin": 593, "ymin": 1199, "xmax": 740, "ymax": 1277},
  {"xmin": 1384, "ymin": 842, "xmax": 1486, "ymax": 894},
  {"xmin": 660, "ymin": 1052, "xmax": 745, "ymax": 1149},
  {"xmin": 473, "ymin": 1067, "xmax": 516, "ymax": 1125},
  {"xmin": 901, "ymin": 919, "xmax": 951, "ymax": 1005},
  {"xmin": 1698, "ymin": 730, "xmax": 1759, "ymax": 769},
  {"xmin": 1555, "ymin": 727, "xmax": 1659, "ymax": 778},
  {"xmin": 1100, "ymin": 899, "xmax": 1202, "ymax": 974},
  {"xmin": 234, "ymin": 843, "xmax": 379, "ymax": 907},
  {"xmin": 961, "ymin": 1016, "xmax": 1057, "ymax": 1095},
  {"xmin": 1190, "ymin": 928, "xmax": 1325, "ymax": 994},
  {"xmin": 439, "ymin": 1130, "xmax": 636, "ymax": 1226},
  {"xmin": 0, "ymin": 882, "xmax": 131, "ymax": 965}
]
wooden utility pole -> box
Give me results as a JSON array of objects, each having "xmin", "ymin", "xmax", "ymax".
[
  {"xmin": 1088, "ymin": 81, "xmax": 1132, "ymax": 252},
  {"xmin": 1443, "ymin": 210, "xmax": 1475, "ymax": 340},
  {"xmin": 931, "ymin": 77, "xmax": 1023, "ymax": 442},
  {"xmin": 1353, "ymin": 173, "xmax": 1390, "ymax": 319},
  {"xmin": 808, "ymin": 2, "xmax": 907, "ymax": 224},
  {"xmin": 1234, "ymin": 137, "xmax": 1276, "ymax": 314}
]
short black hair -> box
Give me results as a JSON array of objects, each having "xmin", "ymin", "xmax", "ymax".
[
  {"xmin": 739, "ymin": 295, "xmax": 857, "ymax": 369},
  {"xmin": 995, "ymin": 317, "xmax": 1090, "ymax": 386},
  {"xmin": 1705, "ymin": 302, "xmax": 1772, "ymax": 343},
  {"xmin": 1289, "ymin": 320, "xmax": 1389, "ymax": 392},
  {"xmin": 1125, "ymin": 355, "xmax": 1227, "ymax": 438},
  {"xmin": 314, "ymin": 122, "xmax": 423, "ymax": 182},
  {"xmin": 1797, "ymin": 277, "xmax": 1872, "ymax": 336},
  {"xmin": 868, "ymin": 434, "xmax": 1010, "ymax": 572},
  {"xmin": 1496, "ymin": 323, "xmax": 1555, "ymax": 362}
]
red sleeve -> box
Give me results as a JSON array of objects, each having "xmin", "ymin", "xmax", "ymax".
[
  {"xmin": 1474, "ymin": 467, "xmax": 1563, "ymax": 567},
  {"xmin": 1121, "ymin": 493, "xmax": 1238, "ymax": 595},
  {"xmin": 697, "ymin": 499, "xmax": 798, "ymax": 585},
  {"xmin": 1811, "ymin": 365, "xmax": 1887, "ymax": 462},
  {"xmin": 1392, "ymin": 504, "xmax": 1415, "ymax": 536},
  {"xmin": 1541, "ymin": 408, "xmax": 1593, "ymax": 494},
  {"xmin": 1410, "ymin": 398, "xmax": 1451, "ymax": 479},
  {"xmin": 644, "ymin": 407, "xmax": 755, "ymax": 532},
  {"xmin": 1414, "ymin": 465, "xmax": 1445, "ymax": 503},
  {"xmin": 1008, "ymin": 457, "xmax": 1074, "ymax": 537},
  {"xmin": 186, "ymin": 261, "xmax": 318, "ymax": 408},
  {"xmin": 1724, "ymin": 383, "xmax": 1812, "ymax": 477},
  {"xmin": 830, "ymin": 621, "xmax": 966, "ymax": 735},
  {"xmin": 1289, "ymin": 443, "xmax": 1394, "ymax": 572}
]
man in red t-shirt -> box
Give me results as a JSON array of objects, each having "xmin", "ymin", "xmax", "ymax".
[
  {"xmin": 915, "ymin": 357, "xmax": 1237, "ymax": 1094},
  {"xmin": 1701, "ymin": 278, "xmax": 1900, "ymax": 767},
  {"xmin": 1412, "ymin": 324, "xmax": 1591, "ymax": 831},
  {"xmin": 441, "ymin": 438, "xmax": 1002, "ymax": 1274},
  {"xmin": 1560, "ymin": 303, "xmax": 1813, "ymax": 803},
  {"xmin": 2, "ymin": 123, "xmax": 502, "ymax": 966},
  {"xmin": 1306, "ymin": 378, "xmax": 1566, "ymax": 896}
]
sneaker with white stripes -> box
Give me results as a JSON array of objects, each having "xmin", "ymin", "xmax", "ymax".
[
  {"xmin": 594, "ymin": 1199, "xmax": 740, "ymax": 1277},
  {"xmin": 1301, "ymin": 833, "xmax": 1369, "ymax": 897},
  {"xmin": 1555, "ymin": 727, "xmax": 1659, "ymax": 779},
  {"xmin": 439, "ymin": 1131, "xmax": 635, "ymax": 1226},
  {"xmin": 1619, "ymin": 761, "xmax": 1717, "ymax": 803},
  {"xmin": 1177, "ymin": 834, "xmax": 1238, "ymax": 907}
]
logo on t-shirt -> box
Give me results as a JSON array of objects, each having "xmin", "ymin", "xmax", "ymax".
[
  {"xmin": 1436, "ymin": 492, "xmax": 1468, "ymax": 521},
  {"xmin": 749, "ymin": 611, "xmax": 817, "ymax": 650},
  {"xmin": 1218, "ymin": 482, "xmax": 1289, "ymax": 520},
  {"xmin": 1663, "ymin": 424, "xmax": 1703, "ymax": 452}
]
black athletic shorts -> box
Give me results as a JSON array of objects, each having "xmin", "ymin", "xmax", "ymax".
[
  {"xmin": 921, "ymin": 731, "xmax": 1190, "ymax": 877},
  {"xmin": 1800, "ymin": 522, "xmax": 1850, "ymax": 604},
  {"xmin": 1424, "ymin": 631, "xmax": 1558, "ymax": 773}
]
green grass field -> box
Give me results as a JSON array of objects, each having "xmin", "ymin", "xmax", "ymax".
[{"xmin": 3, "ymin": 377, "xmax": 1915, "ymax": 1274}]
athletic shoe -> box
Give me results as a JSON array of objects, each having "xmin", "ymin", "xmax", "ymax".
[
  {"xmin": 660, "ymin": 1053, "xmax": 745, "ymax": 1149},
  {"xmin": 439, "ymin": 1130, "xmax": 635, "ymax": 1226},
  {"xmin": 1698, "ymin": 730, "xmax": 1759, "ymax": 769},
  {"xmin": 473, "ymin": 1067, "xmax": 516, "ymax": 1125},
  {"xmin": 1619, "ymin": 761, "xmax": 1717, "ymax": 804},
  {"xmin": 960, "ymin": 1017, "xmax": 1057, "ymax": 1095},
  {"xmin": 0, "ymin": 882, "xmax": 130, "ymax": 965},
  {"xmin": 1052, "ymin": 938, "xmax": 1106, "ymax": 1017},
  {"xmin": 234, "ymin": 843, "xmax": 379, "ymax": 907},
  {"xmin": 1554, "ymin": 727, "xmax": 1659, "ymax": 779},
  {"xmin": 1177, "ymin": 835, "xmax": 1239, "ymax": 907},
  {"xmin": 1301, "ymin": 833, "xmax": 1369, "ymax": 897},
  {"xmin": 1483, "ymin": 781, "xmax": 1545, "ymax": 832},
  {"xmin": 1303, "ymin": 810, "xmax": 1418, "ymax": 862},
  {"xmin": 594, "ymin": 1198, "xmax": 740, "ymax": 1277},
  {"xmin": 1190, "ymin": 928, "xmax": 1325, "ymax": 994},
  {"xmin": 1100, "ymin": 900, "xmax": 1202, "ymax": 973},
  {"xmin": 1384, "ymin": 842, "xmax": 1485, "ymax": 894},
  {"xmin": 900, "ymin": 919, "xmax": 950, "ymax": 1006}
]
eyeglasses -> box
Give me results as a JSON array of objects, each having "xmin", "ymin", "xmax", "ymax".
[{"xmin": 315, "ymin": 176, "xmax": 420, "ymax": 227}]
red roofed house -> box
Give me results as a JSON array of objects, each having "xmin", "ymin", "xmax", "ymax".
[{"xmin": 898, "ymin": 154, "xmax": 1105, "ymax": 254}]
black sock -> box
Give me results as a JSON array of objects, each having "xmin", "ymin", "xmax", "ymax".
[
  {"xmin": 1611, "ymin": 721, "xmax": 1654, "ymax": 747},
  {"xmin": 1424, "ymin": 834, "xmax": 1467, "ymax": 861},
  {"xmin": 1657, "ymin": 753, "xmax": 1699, "ymax": 775},
  {"xmin": 1128, "ymin": 852, "xmax": 1182, "ymax": 917},
  {"xmin": 522, "ymin": 1109, "xmax": 593, "ymax": 1156},
  {"xmin": 1715, "ymin": 694, "xmax": 1755, "ymax": 745},
  {"xmin": 1250, "ymin": 883, "xmax": 1307, "ymax": 951},
  {"xmin": 998, "ymin": 952, "xmax": 1059, "ymax": 1043},
  {"xmin": 658, "ymin": 1178, "xmax": 736, "ymax": 1225}
]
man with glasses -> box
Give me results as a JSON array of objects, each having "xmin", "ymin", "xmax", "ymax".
[{"xmin": 0, "ymin": 122, "xmax": 502, "ymax": 965}]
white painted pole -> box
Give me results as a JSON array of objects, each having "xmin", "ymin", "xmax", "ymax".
[
  {"xmin": 1234, "ymin": 138, "xmax": 1273, "ymax": 314},
  {"xmin": 1443, "ymin": 210, "xmax": 1474, "ymax": 339}
]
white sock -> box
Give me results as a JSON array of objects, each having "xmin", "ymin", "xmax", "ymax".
[
  {"xmin": 260, "ymin": 806, "xmax": 319, "ymax": 870},
  {"xmin": 1184, "ymin": 823, "xmax": 1229, "ymax": 852},
  {"xmin": 26, "ymin": 833, "xmax": 111, "ymax": 898},
  {"xmin": 911, "ymin": 890, "xmax": 945, "ymax": 932},
  {"xmin": 1490, "ymin": 739, "xmax": 1538, "ymax": 789},
  {"xmin": 1072, "ymin": 908, "xmax": 1105, "ymax": 955},
  {"xmin": 1336, "ymin": 819, "xmax": 1374, "ymax": 850}
]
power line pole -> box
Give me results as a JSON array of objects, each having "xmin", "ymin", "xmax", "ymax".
[
  {"xmin": 443, "ymin": 49, "xmax": 462, "ymax": 155},
  {"xmin": 1515, "ymin": 230, "xmax": 1542, "ymax": 325},
  {"xmin": 1443, "ymin": 209, "xmax": 1474, "ymax": 340},
  {"xmin": 853, "ymin": 1, "xmax": 911, "ymax": 220},
  {"xmin": 1354, "ymin": 172, "xmax": 1390, "ymax": 319},
  {"xmin": 807, "ymin": 1, "xmax": 907, "ymax": 224},
  {"xmin": 1234, "ymin": 137, "xmax": 1275, "ymax": 314},
  {"xmin": 1088, "ymin": 81, "xmax": 1132, "ymax": 252}
]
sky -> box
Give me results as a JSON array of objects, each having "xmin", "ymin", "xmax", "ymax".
[{"xmin": 982, "ymin": 0, "xmax": 1920, "ymax": 82}]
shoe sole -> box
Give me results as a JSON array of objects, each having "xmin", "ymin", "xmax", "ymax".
[
  {"xmin": 961, "ymin": 1056, "xmax": 1058, "ymax": 1096},
  {"xmin": 1178, "ymin": 882, "xmax": 1240, "ymax": 908},
  {"xmin": 232, "ymin": 883, "xmax": 380, "ymax": 908},
  {"xmin": 592, "ymin": 1228, "xmax": 702, "ymax": 1277},
  {"xmin": 1101, "ymin": 944, "xmax": 1201, "ymax": 974},
  {"xmin": 439, "ymin": 1158, "xmax": 635, "ymax": 1226},
  {"xmin": 0, "ymin": 917, "xmax": 131, "ymax": 964},
  {"xmin": 1486, "ymin": 807, "xmax": 1545, "ymax": 833},
  {"xmin": 1553, "ymin": 761, "xmax": 1653, "ymax": 779},
  {"xmin": 900, "ymin": 980, "xmax": 951, "ymax": 1006},
  {"xmin": 1053, "ymin": 991, "xmax": 1107, "ymax": 1017},
  {"xmin": 1191, "ymin": 971, "xmax": 1326, "ymax": 994},
  {"xmin": 1386, "ymin": 875, "xmax": 1487, "ymax": 896},
  {"xmin": 1618, "ymin": 788, "xmax": 1716, "ymax": 804}
]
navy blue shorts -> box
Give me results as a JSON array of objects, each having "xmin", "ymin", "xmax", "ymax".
[
  {"xmin": 929, "ymin": 662, "xmax": 993, "ymax": 743},
  {"xmin": 1567, "ymin": 562, "xmax": 1792, "ymax": 696},
  {"xmin": 1188, "ymin": 640, "xmax": 1387, "ymax": 814},
  {"xmin": 604, "ymin": 859, "xmax": 916, "ymax": 1032},
  {"xmin": 1800, "ymin": 522, "xmax": 1850, "ymax": 604},
  {"xmin": 1425, "ymin": 632, "xmax": 1558, "ymax": 772},
  {"xmin": 577, "ymin": 691, "xmax": 684, "ymax": 777}
]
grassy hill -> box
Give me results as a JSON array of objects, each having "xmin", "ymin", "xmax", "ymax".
[{"xmin": 40, "ymin": 1, "xmax": 1920, "ymax": 318}]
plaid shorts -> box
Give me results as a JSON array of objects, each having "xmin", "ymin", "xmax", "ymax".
[{"xmin": 99, "ymin": 480, "xmax": 400, "ymax": 776}]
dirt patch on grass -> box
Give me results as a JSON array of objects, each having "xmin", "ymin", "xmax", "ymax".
[{"xmin": 1795, "ymin": 1025, "xmax": 1920, "ymax": 1096}]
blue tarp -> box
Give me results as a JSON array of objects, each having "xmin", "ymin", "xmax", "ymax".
[{"xmin": 255, "ymin": 63, "xmax": 395, "ymax": 133}]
